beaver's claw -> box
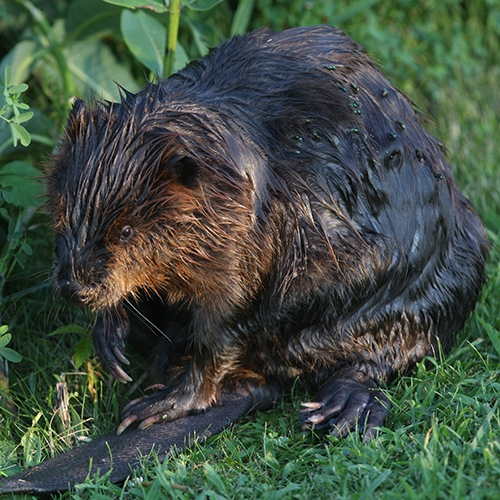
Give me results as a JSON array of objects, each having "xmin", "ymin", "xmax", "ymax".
[
  {"xmin": 300, "ymin": 367, "xmax": 390, "ymax": 441},
  {"xmin": 93, "ymin": 307, "xmax": 132, "ymax": 383},
  {"xmin": 117, "ymin": 384, "xmax": 213, "ymax": 435}
]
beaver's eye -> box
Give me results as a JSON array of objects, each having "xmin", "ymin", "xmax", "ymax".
[{"xmin": 120, "ymin": 226, "xmax": 134, "ymax": 242}]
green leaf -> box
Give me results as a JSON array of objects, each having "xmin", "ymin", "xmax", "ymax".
[
  {"xmin": 184, "ymin": 0, "xmax": 223, "ymax": 12},
  {"xmin": 0, "ymin": 41, "xmax": 36, "ymax": 86},
  {"xmin": 0, "ymin": 161, "xmax": 44, "ymax": 208},
  {"xmin": 14, "ymin": 252, "xmax": 27, "ymax": 268},
  {"xmin": 4, "ymin": 65, "xmax": 11, "ymax": 86},
  {"xmin": 74, "ymin": 335, "xmax": 92, "ymax": 369},
  {"xmin": 183, "ymin": 17, "xmax": 209, "ymax": 57},
  {"xmin": 0, "ymin": 325, "xmax": 8, "ymax": 335},
  {"xmin": 1, "ymin": 189, "xmax": 12, "ymax": 203},
  {"xmin": 66, "ymin": 0, "xmax": 122, "ymax": 40},
  {"xmin": 20, "ymin": 426, "xmax": 42, "ymax": 467},
  {"xmin": 0, "ymin": 161, "xmax": 41, "ymax": 178},
  {"xmin": 48, "ymin": 324, "xmax": 88, "ymax": 336},
  {"xmin": 0, "ymin": 346, "xmax": 22, "ymax": 363},
  {"xmin": 21, "ymin": 242, "xmax": 33, "ymax": 255},
  {"xmin": 13, "ymin": 111, "xmax": 34, "ymax": 124},
  {"xmin": 230, "ymin": 0, "xmax": 255, "ymax": 37},
  {"xmin": 121, "ymin": 10, "xmax": 166, "ymax": 74},
  {"xmin": 103, "ymin": 0, "xmax": 168, "ymax": 13},
  {"xmin": 173, "ymin": 41, "xmax": 189, "ymax": 73},
  {"xmin": 8, "ymin": 83, "xmax": 28, "ymax": 94},
  {"xmin": 0, "ymin": 333, "xmax": 12, "ymax": 348},
  {"xmin": 477, "ymin": 316, "xmax": 500, "ymax": 356},
  {"xmin": 7, "ymin": 230, "xmax": 23, "ymax": 240},
  {"xmin": 0, "ymin": 332, "xmax": 20, "ymax": 363},
  {"xmin": 10, "ymin": 123, "xmax": 31, "ymax": 146},
  {"xmin": 67, "ymin": 40, "xmax": 139, "ymax": 102}
]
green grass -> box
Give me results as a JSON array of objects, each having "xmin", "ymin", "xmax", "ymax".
[{"xmin": 1, "ymin": 1, "xmax": 500, "ymax": 498}]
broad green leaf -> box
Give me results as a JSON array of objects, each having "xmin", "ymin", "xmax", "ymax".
[
  {"xmin": 7, "ymin": 230, "xmax": 23, "ymax": 240},
  {"xmin": 103, "ymin": 0, "xmax": 168, "ymax": 13},
  {"xmin": 74, "ymin": 335, "xmax": 92, "ymax": 369},
  {"xmin": 49, "ymin": 324, "xmax": 87, "ymax": 337},
  {"xmin": 230, "ymin": 0, "xmax": 255, "ymax": 37},
  {"xmin": 1, "ymin": 189, "xmax": 12, "ymax": 203},
  {"xmin": 0, "ymin": 161, "xmax": 40, "ymax": 178},
  {"xmin": 183, "ymin": 17, "xmax": 209, "ymax": 57},
  {"xmin": 8, "ymin": 83, "xmax": 28, "ymax": 94},
  {"xmin": 121, "ymin": 10, "xmax": 166, "ymax": 74},
  {"xmin": 21, "ymin": 242, "xmax": 33, "ymax": 255},
  {"xmin": 13, "ymin": 112, "xmax": 34, "ymax": 124},
  {"xmin": 0, "ymin": 41, "xmax": 36, "ymax": 86},
  {"xmin": 0, "ymin": 332, "xmax": 21, "ymax": 364},
  {"xmin": 0, "ymin": 161, "xmax": 44, "ymax": 207},
  {"xmin": 14, "ymin": 252, "xmax": 27, "ymax": 268},
  {"xmin": 184, "ymin": 0, "xmax": 223, "ymax": 12},
  {"xmin": 48, "ymin": 324, "xmax": 88, "ymax": 336},
  {"xmin": 0, "ymin": 333, "xmax": 11, "ymax": 348},
  {"xmin": 10, "ymin": 123, "xmax": 31, "ymax": 146},
  {"xmin": 0, "ymin": 325, "xmax": 8, "ymax": 335},
  {"xmin": 66, "ymin": 0, "xmax": 122, "ymax": 40},
  {"xmin": 66, "ymin": 41, "xmax": 139, "ymax": 102},
  {"xmin": 0, "ymin": 347, "xmax": 22, "ymax": 363},
  {"xmin": 173, "ymin": 41, "xmax": 189, "ymax": 72}
]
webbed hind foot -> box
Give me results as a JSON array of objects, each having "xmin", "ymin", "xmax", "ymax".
[{"xmin": 300, "ymin": 367, "xmax": 390, "ymax": 441}]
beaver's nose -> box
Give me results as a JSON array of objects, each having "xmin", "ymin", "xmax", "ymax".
[{"xmin": 57, "ymin": 278, "xmax": 92, "ymax": 305}]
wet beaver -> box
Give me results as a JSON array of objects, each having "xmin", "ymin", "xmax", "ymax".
[{"xmin": 47, "ymin": 25, "xmax": 488, "ymax": 441}]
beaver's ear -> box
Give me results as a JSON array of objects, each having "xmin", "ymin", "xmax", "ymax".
[{"xmin": 163, "ymin": 154, "xmax": 200, "ymax": 188}]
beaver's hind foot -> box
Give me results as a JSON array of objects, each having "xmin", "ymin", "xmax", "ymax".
[
  {"xmin": 117, "ymin": 382, "xmax": 216, "ymax": 435},
  {"xmin": 300, "ymin": 367, "xmax": 390, "ymax": 442}
]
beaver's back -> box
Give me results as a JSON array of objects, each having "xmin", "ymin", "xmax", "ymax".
[
  {"xmin": 148, "ymin": 25, "xmax": 487, "ymax": 350},
  {"xmin": 159, "ymin": 25, "xmax": 472, "ymax": 254}
]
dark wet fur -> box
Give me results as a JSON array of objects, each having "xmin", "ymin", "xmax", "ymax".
[{"xmin": 47, "ymin": 26, "xmax": 488, "ymax": 439}]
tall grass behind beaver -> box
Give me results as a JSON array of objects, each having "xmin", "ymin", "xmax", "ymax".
[{"xmin": 47, "ymin": 25, "xmax": 488, "ymax": 442}]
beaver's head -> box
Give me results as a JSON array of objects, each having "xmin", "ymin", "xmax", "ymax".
[{"xmin": 47, "ymin": 85, "xmax": 261, "ymax": 311}]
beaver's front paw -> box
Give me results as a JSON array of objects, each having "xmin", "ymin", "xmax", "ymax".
[
  {"xmin": 300, "ymin": 368, "xmax": 390, "ymax": 441},
  {"xmin": 93, "ymin": 306, "xmax": 132, "ymax": 383},
  {"xmin": 117, "ymin": 384, "xmax": 215, "ymax": 435}
]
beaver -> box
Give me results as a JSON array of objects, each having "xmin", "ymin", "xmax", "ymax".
[{"xmin": 47, "ymin": 25, "xmax": 488, "ymax": 443}]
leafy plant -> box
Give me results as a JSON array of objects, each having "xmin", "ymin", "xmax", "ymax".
[
  {"xmin": 0, "ymin": 66, "xmax": 41, "ymax": 307},
  {"xmin": 0, "ymin": 325, "xmax": 21, "ymax": 363},
  {"xmin": 0, "ymin": 64, "xmax": 36, "ymax": 384},
  {"xmin": 0, "ymin": 66, "xmax": 33, "ymax": 149},
  {"xmin": 105, "ymin": 0, "xmax": 229, "ymax": 77}
]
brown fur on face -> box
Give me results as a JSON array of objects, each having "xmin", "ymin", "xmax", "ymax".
[{"xmin": 48, "ymin": 98, "xmax": 276, "ymax": 313}]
